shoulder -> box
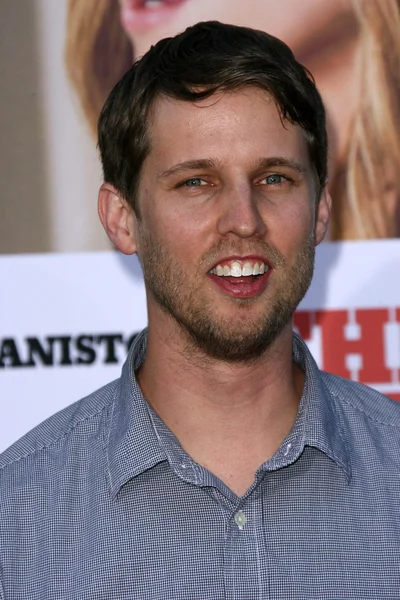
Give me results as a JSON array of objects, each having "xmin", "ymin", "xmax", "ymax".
[
  {"xmin": 320, "ymin": 372, "xmax": 400, "ymax": 477},
  {"xmin": 321, "ymin": 371, "xmax": 400, "ymax": 428},
  {"xmin": 0, "ymin": 378, "xmax": 119, "ymax": 472}
]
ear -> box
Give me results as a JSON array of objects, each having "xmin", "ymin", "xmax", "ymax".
[
  {"xmin": 98, "ymin": 183, "xmax": 138, "ymax": 255},
  {"xmin": 314, "ymin": 186, "xmax": 332, "ymax": 245}
]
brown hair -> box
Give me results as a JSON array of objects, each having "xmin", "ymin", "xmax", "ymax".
[{"xmin": 97, "ymin": 21, "xmax": 327, "ymax": 215}]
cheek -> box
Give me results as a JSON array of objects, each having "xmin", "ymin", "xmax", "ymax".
[
  {"xmin": 263, "ymin": 200, "xmax": 315, "ymax": 249},
  {"xmin": 141, "ymin": 206, "xmax": 214, "ymax": 264},
  {"xmin": 157, "ymin": 196, "xmax": 218, "ymax": 237}
]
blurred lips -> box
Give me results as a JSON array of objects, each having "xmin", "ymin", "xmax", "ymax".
[{"xmin": 120, "ymin": 0, "xmax": 188, "ymax": 32}]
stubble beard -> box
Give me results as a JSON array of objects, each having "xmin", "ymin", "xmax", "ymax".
[{"xmin": 138, "ymin": 230, "xmax": 315, "ymax": 363}]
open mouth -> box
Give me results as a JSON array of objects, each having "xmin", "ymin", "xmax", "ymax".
[
  {"xmin": 120, "ymin": 0, "xmax": 188, "ymax": 32},
  {"xmin": 208, "ymin": 258, "xmax": 272, "ymax": 299}
]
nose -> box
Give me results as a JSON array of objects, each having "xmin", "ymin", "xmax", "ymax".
[{"xmin": 217, "ymin": 183, "xmax": 267, "ymax": 238}]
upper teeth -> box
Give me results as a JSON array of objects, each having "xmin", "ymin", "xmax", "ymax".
[{"xmin": 210, "ymin": 261, "xmax": 268, "ymax": 277}]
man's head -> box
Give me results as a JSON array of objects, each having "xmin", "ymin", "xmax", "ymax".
[
  {"xmin": 98, "ymin": 20, "xmax": 327, "ymax": 216},
  {"xmin": 98, "ymin": 22, "xmax": 330, "ymax": 362}
]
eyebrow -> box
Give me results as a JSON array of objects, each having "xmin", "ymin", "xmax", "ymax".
[
  {"xmin": 159, "ymin": 159, "xmax": 221, "ymax": 179},
  {"xmin": 159, "ymin": 156, "xmax": 308, "ymax": 179},
  {"xmin": 255, "ymin": 157, "xmax": 308, "ymax": 175}
]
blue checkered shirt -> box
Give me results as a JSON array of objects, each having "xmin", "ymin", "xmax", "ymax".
[{"xmin": 1, "ymin": 330, "xmax": 400, "ymax": 599}]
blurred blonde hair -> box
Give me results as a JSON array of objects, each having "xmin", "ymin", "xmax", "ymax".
[
  {"xmin": 65, "ymin": 0, "xmax": 400, "ymax": 239},
  {"xmin": 65, "ymin": 0, "xmax": 132, "ymax": 135},
  {"xmin": 334, "ymin": 0, "xmax": 400, "ymax": 239}
]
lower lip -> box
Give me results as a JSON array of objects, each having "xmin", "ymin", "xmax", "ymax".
[
  {"xmin": 120, "ymin": 0, "xmax": 187, "ymax": 32},
  {"xmin": 208, "ymin": 272, "xmax": 272, "ymax": 299}
]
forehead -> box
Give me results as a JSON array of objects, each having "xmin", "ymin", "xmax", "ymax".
[{"xmin": 146, "ymin": 88, "xmax": 310, "ymax": 168}]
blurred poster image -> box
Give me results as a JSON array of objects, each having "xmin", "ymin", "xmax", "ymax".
[{"xmin": 2, "ymin": 0, "xmax": 400, "ymax": 253}]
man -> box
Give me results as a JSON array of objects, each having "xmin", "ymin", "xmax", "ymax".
[{"xmin": 1, "ymin": 21, "xmax": 399, "ymax": 599}]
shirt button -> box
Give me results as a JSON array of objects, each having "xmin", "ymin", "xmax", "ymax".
[{"xmin": 234, "ymin": 510, "xmax": 247, "ymax": 530}]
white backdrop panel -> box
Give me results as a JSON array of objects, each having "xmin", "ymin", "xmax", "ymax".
[{"xmin": 1, "ymin": 240, "xmax": 399, "ymax": 452}]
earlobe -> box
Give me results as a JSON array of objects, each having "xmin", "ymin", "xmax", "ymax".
[
  {"xmin": 98, "ymin": 183, "xmax": 137, "ymax": 255},
  {"xmin": 314, "ymin": 187, "xmax": 332, "ymax": 245}
]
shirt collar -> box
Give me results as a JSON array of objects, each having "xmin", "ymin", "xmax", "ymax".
[
  {"xmin": 107, "ymin": 329, "xmax": 351, "ymax": 497},
  {"xmin": 274, "ymin": 333, "xmax": 351, "ymax": 481},
  {"xmin": 106, "ymin": 329, "xmax": 167, "ymax": 498}
]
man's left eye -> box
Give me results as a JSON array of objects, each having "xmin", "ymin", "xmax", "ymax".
[
  {"xmin": 182, "ymin": 178, "xmax": 206, "ymax": 187},
  {"xmin": 262, "ymin": 174, "xmax": 285, "ymax": 185}
]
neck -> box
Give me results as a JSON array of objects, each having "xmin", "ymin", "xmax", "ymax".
[{"xmin": 137, "ymin": 314, "xmax": 304, "ymax": 495}]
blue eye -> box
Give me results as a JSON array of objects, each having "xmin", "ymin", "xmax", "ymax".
[
  {"xmin": 182, "ymin": 178, "xmax": 206, "ymax": 187},
  {"xmin": 265, "ymin": 174, "xmax": 284, "ymax": 185}
]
